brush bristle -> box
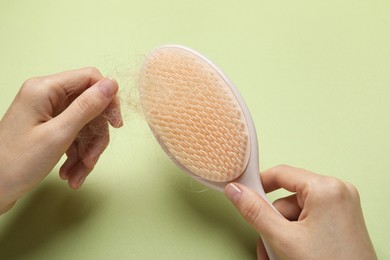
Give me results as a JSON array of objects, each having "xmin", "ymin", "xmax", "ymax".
[{"xmin": 139, "ymin": 46, "xmax": 249, "ymax": 182}]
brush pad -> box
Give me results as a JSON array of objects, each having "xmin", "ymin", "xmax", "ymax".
[{"xmin": 139, "ymin": 46, "xmax": 250, "ymax": 182}]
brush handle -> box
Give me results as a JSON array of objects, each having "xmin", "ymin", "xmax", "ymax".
[
  {"xmin": 232, "ymin": 75, "xmax": 279, "ymax": 259},
  {"xmin": 237, "ymin": 163, "xmax": 279, "ymax": 260},
  {"xmin": 145, "ymin": 45, "xmax": 279, "ymax": 259}
]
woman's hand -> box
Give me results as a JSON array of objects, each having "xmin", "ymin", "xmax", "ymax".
[
  {"xmin": 225, "ymin": 165, "xmax": 377, "ymax": 260},
  {"xmin": 0, "ymin": 68, "xmax": 122, "ymax": 214}
]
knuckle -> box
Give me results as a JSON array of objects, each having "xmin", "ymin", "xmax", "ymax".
[
  {"xmin": 269, "ymin": 164, "xmax": 291, "ymax": 174},
  {"xmin": 20, "ymin": 76, "xmax": 53, "ymax": 99},
  {"xmin": 20, "ymin": 77, "xmax": 41, "ymax": 95},
  {"xmin": 345, "ymin": 182, "xmax": 360, "ymax": 200},
  {"xmin": 315, "ymin": 176, "xmax": 350, "ymax": 200},
  {"xmin": 83, "ymin": 67, "xmax": 101, "ymax": 77},
  {"xmin": 22, "ymin": 77, "xmax": 40, "ymax": 89},
  {"xmin": 242, "ymin": 199, "xmax": 263, "ymax": 225}
]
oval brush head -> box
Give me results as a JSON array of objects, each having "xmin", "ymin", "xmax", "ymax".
[{"xmin": 139, "ymin": 46, "xmax": 251, "ymax": 183}]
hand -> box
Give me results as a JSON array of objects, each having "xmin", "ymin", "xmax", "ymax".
[
  {"xmin": 0, "ymin": 68, "xmax": 123, "ymax": 214},
  {"xmin": 224, "ymin": 165, "xmax": 377, "ymax": 260}
]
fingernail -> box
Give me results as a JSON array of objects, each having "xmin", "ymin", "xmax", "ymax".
[
  {"xmin": 97, "ymin": 78, "xmax": 117, "ymax": 98},
  {"xmin": 225, "ymin": 183, "xmax": 242, "ymax": 203}
]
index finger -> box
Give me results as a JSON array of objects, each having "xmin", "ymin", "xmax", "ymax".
[
  {"xmin": 45, "ymin": 67, "xmax": 104, "ymax": 96},
  {"xmin": 260, "ymin": 165, "xmax": 324, "ymax": 194},
  {"xmin": 48, "ymin": 68, "xmax": 123, "ymax": 128}
]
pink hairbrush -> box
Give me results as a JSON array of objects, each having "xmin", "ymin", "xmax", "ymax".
[{"xmin": 139, "ymin": 45, "xmax": 278, "ymax": 259}]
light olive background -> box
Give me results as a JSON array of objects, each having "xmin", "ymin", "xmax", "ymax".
[{"xmin": 1, "ymin": 0, "xmax": 389, "ymax": 259}]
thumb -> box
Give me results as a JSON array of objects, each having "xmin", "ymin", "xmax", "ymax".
[
  {"xmin": 224, "ymin": 183, "xmax": 288, "ymax": 239},
  {"xmin": 53, "ymin": 78, "xmax": 118, "ymax": 136}
]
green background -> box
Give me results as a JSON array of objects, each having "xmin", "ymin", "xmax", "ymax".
[{"xmin": 1, "ymin": 0, "xmax": 389, "ymax": 259}]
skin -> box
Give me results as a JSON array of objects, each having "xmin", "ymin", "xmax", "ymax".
[
  {"xmin": 0, "ymin": 68, "xmax": 123, "ymax": 214},
  {"xmin": 225, "ymin": 165, "xmax": 377, "ymax": 260}
]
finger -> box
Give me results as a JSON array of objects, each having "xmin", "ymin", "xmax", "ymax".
[
  {"xmin": 81, "ymin": 121, "xmax": 110, "ymax": 169},
  {"xmin": 104, "ymin": 95, "xmax": 123, "ymax": 128},
  {"xmin": 260, "ymin": 165, "xmax": 322, "ymax": 194},
  {"xmin": 67, "ymin": 161, "xmax": 93, "ymax": 189},
  {"xmin": 51, "ymin": 78, "xmax": 118, "ymax": 138},
  {"xmin": 273, "ymin": 194, "xmax": 301, "ymax": 221},
  {"xmin": 46, "ymin": 67, "xmax": 103, "ymax": 96},
  {"xmin": 257, "ymin": 238, "xmax": 269, "ymax": 260},
  {"xmin": 65, "ymin": 120, "xmax": 109, "ymax": 189},
  {"xmin": 59, "ymin": 142, "xmax": 79, "ymax": 180},
  {"xmin": 224, "ymin": 183, "xmax": 289, "ymax": 239}
]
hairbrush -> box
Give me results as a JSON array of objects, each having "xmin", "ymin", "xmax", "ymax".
[{"xmin": 139, "ymin": 45, "xmax": 278, "ymax": 259}]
